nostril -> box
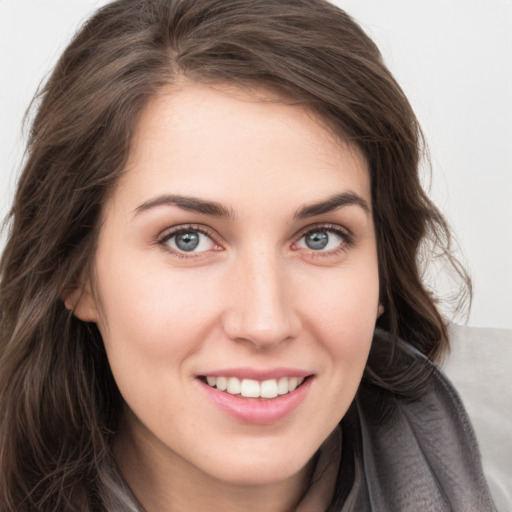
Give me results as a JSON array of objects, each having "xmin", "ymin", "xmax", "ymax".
[{"xmin": 223, "ymin": 310, "xmax": 301, "ymax": 348}]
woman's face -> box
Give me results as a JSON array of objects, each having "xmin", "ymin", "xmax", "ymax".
[{"xmin": 74, "ymin": 83, "xmax": 379, "ymax": 487}]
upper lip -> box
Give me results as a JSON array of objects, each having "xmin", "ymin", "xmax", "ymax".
[{"xmin": 198, "ymin": 367, "xmax": 313, "ymax": 380}]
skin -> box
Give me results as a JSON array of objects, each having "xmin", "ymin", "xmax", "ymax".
[{"xmin": 70, "ymin": 82, "xmax": 380, "ymax": 512}]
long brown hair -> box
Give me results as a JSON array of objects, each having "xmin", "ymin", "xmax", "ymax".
[{"xmin": 0, "ymin": 0, "xmax": 470, "ymax": 509}]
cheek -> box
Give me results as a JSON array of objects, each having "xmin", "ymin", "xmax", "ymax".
[
  {"xmin": 94, "ymin": 255, "xmax": 220, "ymax": 370},
  {"xmin": 93, "ymin": 267, "xmax": 218, "ymax": 424},
  {"xmin": 302, "ymin": 262, "xmax": 380, "ymax": 336},
  {"xmin": 298, "ymin": 260, "xmax": 379, "ymax": 387}
]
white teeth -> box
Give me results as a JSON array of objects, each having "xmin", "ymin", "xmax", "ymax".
[
  {"xmin": 278, "ymin": 377, "xmax": 289, "ymax": 395},
  {"xmin": 260, "ymin": 379, "xmax": 278, "ymax": 398},
  {"xmin": 205, "ymin": 376, "xmax": 305, "ymax": 398},
  {"xmin": 240, "ymin": 379, "xmax": 260, "ymax": 398},
  {"xmin": 227, "ymin": 377, "xmax": 241, "ymax": 394},
  {"xmin": 288, "ymin": 377, "xmax": 299, "ymax": 391},
  {"xmin": 216, "ymin": 376, "xmax": 228, "ymax": 391}
]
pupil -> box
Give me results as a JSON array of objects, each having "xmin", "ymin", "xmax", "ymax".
[
  {"xmin": 305, "ymin": 231, "xmax": 328, "ymax": 250},
  {"xmin": 176, "ymin": 231, "xmax": 200, "ymax": 251}
]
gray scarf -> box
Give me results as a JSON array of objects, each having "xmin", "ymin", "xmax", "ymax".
[{"xmin": 334, "ymin": 335, "xmax": 496, "ymax": 511}]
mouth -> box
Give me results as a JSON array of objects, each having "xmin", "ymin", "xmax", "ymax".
[
  {"xmin": 199, "ymin": 375, "xmax": 308, "ymax": 399},
  {"xmin": 196, "ymin": 368, "xmax": 314, "ymax": 423}
]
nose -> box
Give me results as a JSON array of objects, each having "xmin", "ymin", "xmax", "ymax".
[{"xmin": 222, "ymin": 248, "xmax": 301, "ymax": 349}]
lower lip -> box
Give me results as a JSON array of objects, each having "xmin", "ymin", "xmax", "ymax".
[{"xmin": 198, "ymin": 377, "xmax": 313, "ymax": 424}]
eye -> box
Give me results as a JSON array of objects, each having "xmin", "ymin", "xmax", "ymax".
[
  {"xmin": 160, "ymin": 227, "xmax": 218, "ymax": 254},
  {"xmin": 295, "ymin": 227, "xmax": 349, "ymax": 253}
]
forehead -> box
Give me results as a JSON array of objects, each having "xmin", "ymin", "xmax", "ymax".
[{"xmin": 114, "ymin": 82, "xmax": 370, "ymax": 213}]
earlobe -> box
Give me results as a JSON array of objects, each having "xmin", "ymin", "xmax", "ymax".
[
  {"xmin": 377, "ymin": 303, "xmax": 385, "ymax": 317},
  {"xmin": 62, "ymin": 283, "xmax": 99, "ymax": 323}
]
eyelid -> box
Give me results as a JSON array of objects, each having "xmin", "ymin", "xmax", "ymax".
[{"xmin": 293, "ymin": 223, "xmax": 353, "ymax": 241}]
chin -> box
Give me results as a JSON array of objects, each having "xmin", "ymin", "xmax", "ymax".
[
  {"xmin": 198, "ymin": 441, "xmax": 316, "ymax": 487},
  {"xmin": 216, "ymin": 465, "xmax": 310, "ymax": 488}
]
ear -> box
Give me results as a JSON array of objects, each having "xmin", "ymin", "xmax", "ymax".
[
  {"xmin": 62, "ymin": 282, "xmax": 99, "ymax": 323},
  {"xmin": 377, "ymin": 303, "xmax": 385, "ymax": 317}
]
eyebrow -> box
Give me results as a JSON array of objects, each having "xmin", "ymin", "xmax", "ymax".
[
  {"xmin": 294, "ymin": 192, "xmax": 370, "ymax": 219},
  {"xmin": 134, "ymin": 191, "xmax": 370, "ymax": 221},
  {"xmin": 134, "ymin": 194, "xmax": 236, "ymax": 220}
]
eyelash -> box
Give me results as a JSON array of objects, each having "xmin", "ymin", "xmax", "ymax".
[
  {"xmin": 293, "ymin": 223, "xmax": 354, "ymax": 258},
  {"xmin": 156, "ymin": 223, "xmax": 354, "ymax": 258},
  {"xmin": 156, "ymin": 224, "xmax": 221, "ymax": 259}
]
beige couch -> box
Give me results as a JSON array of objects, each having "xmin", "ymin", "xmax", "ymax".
[{"xmin": 443, "ymin": 324, "xmax": 512, "ymax": 512}]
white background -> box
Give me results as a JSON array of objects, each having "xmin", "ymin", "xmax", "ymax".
[{"xmin": 1, "ymin": 0, "xmax": 511, "ymax": 329}]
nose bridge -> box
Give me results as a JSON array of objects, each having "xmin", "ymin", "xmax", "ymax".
[{"xmin": 224, "ymin": 244, "xmax": 299, "ymax": 347}]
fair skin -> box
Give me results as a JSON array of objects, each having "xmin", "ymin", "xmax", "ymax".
[{"xmin": 70, "ymin": 82, "xmax": 380, "ymax": 512}]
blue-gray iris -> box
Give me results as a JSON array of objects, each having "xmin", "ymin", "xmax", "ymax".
[
  {"xmin": 176, "ymin": 231, "xmax": 200, "ymax": 251},
  {"xmin": 305, "ymin": 231, "xmax": 328, "ymax": 250}
]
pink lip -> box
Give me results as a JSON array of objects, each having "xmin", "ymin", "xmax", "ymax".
[
  {"xmin": 200, "ymin": 367, "xmax": 311, "ymax": 380},
  {"xmin": 198, "ymin": 375, "xmax": 313, "ymax": 425}
]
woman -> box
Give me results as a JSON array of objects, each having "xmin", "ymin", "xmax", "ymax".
[{"xmin": 0, "ymin": 0, "xmax": 495, "ymax": 510}]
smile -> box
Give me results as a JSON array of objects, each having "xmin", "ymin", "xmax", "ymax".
[
  {"xmin": 198, "ymin": 372, "xmax": 313, "ymax": 424},
  {"xmin": 204, "ymin": 376, "xmax": 306, "ymax": 399}
]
